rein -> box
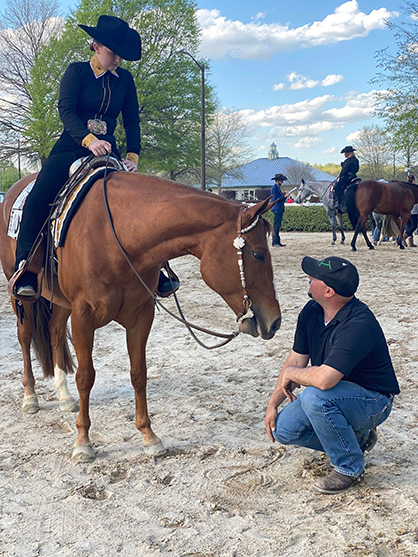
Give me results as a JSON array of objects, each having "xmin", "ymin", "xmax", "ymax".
[{"xmin": 101, "ymin": 157, "xmax": 259, "ymax": 350}]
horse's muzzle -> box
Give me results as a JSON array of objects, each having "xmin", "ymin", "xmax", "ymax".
[{"xmin": 239, "ymin": 314, "xmax": 281, "ymax": 339}]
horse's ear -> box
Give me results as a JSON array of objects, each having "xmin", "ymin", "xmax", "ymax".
[
  {"xmin": 242, "ymin": 196, "xmax": 276, "ymax": 226},
  {"xmin": 302, "ymin": 178, "xmax": 305, "ymax": 185}
]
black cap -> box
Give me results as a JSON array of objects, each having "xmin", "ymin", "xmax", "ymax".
[
  {"xmin": 79, "ymin": 15, "xmax": 142, "ymax": 61},
  {"xmin": 271, "ymin": 173, "xmax": 287, "ymax": 182},
  {"xmin": 301, "ymin": 256, "xmax": 359, "ymax": 297},
  {"xmin": 341, "ymin": 145, "xmax": 356, "ymax": 154}
]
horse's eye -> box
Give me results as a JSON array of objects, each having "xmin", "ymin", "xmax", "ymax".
[{"xmin": 252, "ymin": 250, "xmax": 265, "ymax": 261}]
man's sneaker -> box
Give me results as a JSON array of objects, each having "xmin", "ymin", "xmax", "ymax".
[
  {"xmin": 313, "ymin": 470, "xmax": 364, "ymax": 495},
  {"xmin": 361, "ymin": 428, "xmax": 378, "ymax": 454}
]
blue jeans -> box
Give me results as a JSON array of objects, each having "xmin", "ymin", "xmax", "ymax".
[
  {"xmin": 272, "ymin": 208, "xmax": 284, "ymax": 245},
  {"xmin": 273, "ymin": 381, "xmax": 393, "ymax": 477}
]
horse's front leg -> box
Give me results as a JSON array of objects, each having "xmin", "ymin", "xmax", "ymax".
[
  {"xmin": 49, "ymin": 305, "xmax": 78, "ymax": 412},
  {"xmin": 126, "ymin": 299, "xmax": 166, "ymax": 457},
  {"xmin": 327, "ymin": 208, "xmax": 337, "ymax": 245},
  {"xmin": 337, "ymin": 212, "xmax": 345, "ymax": 244},
  {"xmin": 351, "ymin": 215, "xmax": 371, "ymax": 251},
  {"xmin": 15, "ymin": 300, "xmax": 39, "ymax": 413},
  {"xmin": 70, "ymin": 304, "xmax": 96, "ymax": 463}
]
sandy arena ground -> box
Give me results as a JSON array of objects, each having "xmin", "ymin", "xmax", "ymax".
[{"xmin": 1, "ymin": 231, "xmax": 418, "ymax": 557}]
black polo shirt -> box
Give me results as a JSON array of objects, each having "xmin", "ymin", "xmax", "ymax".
[{"xmin": 293, "ymin": 297, "xmax": 400, "ymax": 396}]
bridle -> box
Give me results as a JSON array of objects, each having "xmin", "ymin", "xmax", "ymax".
[
  {"xmin": 234, "ymin": 205, "xmax": 259, "ymax": 320},
  {"xmin": 101, "ymin": 157, "xmax": 261, "ymax": 349}
]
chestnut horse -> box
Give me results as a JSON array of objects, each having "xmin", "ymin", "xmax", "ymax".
[
  {"xmin": 0, "ymin": 172, "xmax": 281, "ymax": 462},
  {"xmin": 350, "ymin": 180, "xmax": 418, "ymax": 251}
]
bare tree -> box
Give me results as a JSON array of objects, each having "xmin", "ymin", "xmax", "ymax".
[
  {"xmin": 283, "ymin": 161, "xmax": 316, "ymax": 187},
  {"xmin": 206, "ymin": 108, "xmax": 253, "ymax": 195},
  {"xmin": 0, "ymin": 0, "xmax": 62, "ymax": 163},
  {"xmin": 355, "ymin": 125, "xmax": 392, "ymax": 180}
]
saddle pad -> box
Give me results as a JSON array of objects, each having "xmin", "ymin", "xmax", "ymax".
[
  {"xmin": 7, "ymin": 181, "xmax": 36, "ymax": 239},
  {"xmin": 53, "ymin": 167, "xmax": 119, "ymax": 248}
]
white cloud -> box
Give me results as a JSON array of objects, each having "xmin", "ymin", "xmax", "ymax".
[
  {"xmin": 322, "ymin": 147, "xmax": 336, "ymax": 154},
  {"xmin": 346, "ymin": 131, "xmax": 360, "ymax": 143},
  {"xmin": 293, "ymin": 137, "xmax": 324, "ymax": 149},
  {"xmin": 252, "ymin": 12, "xmax": 267, "ymax": 21},
  {"xmin": 274, "ymin": 72, "xmax": 344, "ymax": 91},
  {"xmin": 288, "ymin": 72, "xmax": 319, "ymax": 90},
  {"xmin": 197, "ymin": 1, "xmax": 398, "ymax": 60},
  {"xmin": 323, "ymin": 90, "xmax": 379, "ymax": 122},
  {"xmin": 237, "ymin": 91, "xmax": 378, "ymax": 141},
  {"xmin": 321, "ymin": 74, "xmax": 344, "ymax": 87}
]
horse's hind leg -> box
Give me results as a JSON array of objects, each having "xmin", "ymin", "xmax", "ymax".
[
  {"xmin": 126, "ymin": 298, "xmax": 166, "ymax": 457},
  {"xmin": 49, "ymin": 305, "xmax": 78, "ymax": 412},
  {"xmin": 15, "ymin": 300, "xmax": 39, "ymax": 413}
]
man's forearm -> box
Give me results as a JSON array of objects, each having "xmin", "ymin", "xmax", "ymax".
[{"xmin": 283, "ymin": 364, "xmax": 343, "ymax": 391}]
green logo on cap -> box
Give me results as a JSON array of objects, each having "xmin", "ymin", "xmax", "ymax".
[{"xmin": 318, "ymin": 259, "xmax": 332, "ymax": 269}]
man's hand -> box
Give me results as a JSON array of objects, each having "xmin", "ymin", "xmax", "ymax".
[
  {"xmin": 280, "ymin": 369, "xmax": 300, "ymax": 403},
  {"xmin": 122, "ymin": 159, "xmax": 138, "ymax": 172},
  {"xmin": 89, "ymin": 139, "xmax": 112, "ymax": 156},
  {"xmin": 265, "ymin": 405, "xmax": 278, "ymax": 443}
]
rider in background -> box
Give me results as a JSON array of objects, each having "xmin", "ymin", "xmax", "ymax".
[{"xmin": 334, "ymin": 146, "xmax": 359, "ymax": 212}]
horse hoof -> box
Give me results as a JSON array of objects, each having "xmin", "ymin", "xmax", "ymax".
[
  {"xmin": 143, "ymin": 441, "xmax": 166, "ymax": 457},
  {"xmin": 369, "ymin": 245, "xmax": 374, "ymax": 250},
  {"xmin": 72, "ymin": 445, "xmax": 95, "ymax": 463},
  {"xmin": 341, "ymin": 241, "xmax": 345, "ymax": 245},
  {"xmin": 22, "ymin": 394, "xmax": 39, "ymax": 414},
  {"xmin": 331, "ymin": 241, "xmax": 335, "ymax": 246},
  {"xmin": 59, "ymin": 398, "xmax": 79, "ymax": 412},
  {"xmin": 351, "ymin": 247, "xmax": 357, "ymax": 252}
]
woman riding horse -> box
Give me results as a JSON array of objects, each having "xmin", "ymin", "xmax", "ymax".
[
  {"xmin": 9, "ymin": 15, "xmax": 179, "ymax": 299},
  {"xmin": 334, "ymin": 145, "xmax": 359, "ymax": 212}
]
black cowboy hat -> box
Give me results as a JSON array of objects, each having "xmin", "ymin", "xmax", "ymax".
[
  {"xmin": 271, "ymin": 173, "xmax": 287, "ymax": 182},
  {"xmin": 341, "ymin": 145, "xmax": 356, "ymax": 154},
  {"xmin": 79, "ymin": 15, "xmax": 142, "ymax": 61}
]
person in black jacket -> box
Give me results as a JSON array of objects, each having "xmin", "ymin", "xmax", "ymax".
[
  {"xmin": 10, "ymin": 15, "xmax": 179, "ymax": 298},
  {"xmin": 334, "ymin": 146, "xmax": 359, "ymax": 211}
]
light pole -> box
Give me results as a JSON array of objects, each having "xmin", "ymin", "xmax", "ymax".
[{"xmin": 180, "ymin": 49, "xmax": 206, "ymax": 191}]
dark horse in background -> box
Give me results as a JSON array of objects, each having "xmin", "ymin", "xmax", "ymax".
[
  {"xmin": 348, "ymin": 180, "xmax": 418, "ymax": 251},
  {"xmin": 0, "ymin": 171, "xmax": 281, "ymax": 463}
]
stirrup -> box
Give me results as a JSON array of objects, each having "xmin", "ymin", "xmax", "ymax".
[{"xmin": 8, "ymin": 261, "xmax": 40, "ymax": 303}]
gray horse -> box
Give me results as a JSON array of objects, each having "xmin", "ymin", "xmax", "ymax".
[{"xmin": 294, "ymin": 179, "xmax": 345, "ymax": 245}]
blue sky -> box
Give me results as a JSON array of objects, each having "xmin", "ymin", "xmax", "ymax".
[{"xmin": 1, "ymin": 0, "xmax": 403, "ymax": 165}]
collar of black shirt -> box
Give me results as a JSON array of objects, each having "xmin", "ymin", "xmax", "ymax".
[{"xmin": 90, "ymin": 54, "xmax": 119, "ymax": 79}]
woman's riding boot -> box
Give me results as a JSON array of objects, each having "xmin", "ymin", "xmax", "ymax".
[
  {"xmin": 407, "ymin": 236, "xmax": 417, "ymax": 247},
  {"xmin": 156, "ymin": 270, "xmax": 180, "ymax": 298}
]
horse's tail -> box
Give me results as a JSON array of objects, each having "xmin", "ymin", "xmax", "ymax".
[{"xmin": 31, "ymin": 298, "xmax": 75, "ymax": 378}]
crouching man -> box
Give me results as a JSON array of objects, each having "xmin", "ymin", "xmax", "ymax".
[{"xmin": 265, "ymin": 256, "xmax": 399, "ymax": 494}]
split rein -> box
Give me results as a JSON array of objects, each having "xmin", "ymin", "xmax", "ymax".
[{"xmin": 101, "ymin": 158, "xmax": 259, "ymax": 350}]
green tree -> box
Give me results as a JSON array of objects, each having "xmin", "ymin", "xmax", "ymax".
[
  {"xmin": 312, "ymin": 163, "xmax": 340, "ymax": 177},
  {"xmin": 26, "ymin": 0, "xmax": 216, "ymax": 177},
  {"xmin": 0, "ymin": 163, "xmax": 23, "ymax": 191}
]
